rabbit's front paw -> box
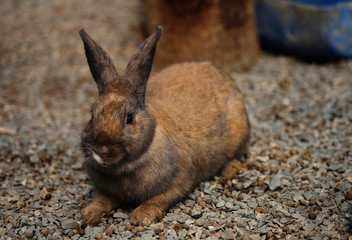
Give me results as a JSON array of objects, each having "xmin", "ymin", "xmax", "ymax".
[
  {"xmin": 131, "ymin": 203, "xmax": 163, "ymax": 226},
  {"xmin": 81, "ymin": 202, "xmax": 106, "ymax": 226}
]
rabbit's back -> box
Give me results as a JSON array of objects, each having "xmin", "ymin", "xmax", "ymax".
[{"xmin": 146, "ymin": 62, "xmax": 249, "ymax": 180}]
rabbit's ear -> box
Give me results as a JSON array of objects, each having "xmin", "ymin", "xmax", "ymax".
[
  {"xmin": 125, "ymin": 26, "xmax": 162, "ymax": 105},
  {"xmin": 79, "ymin": 29, "xmax": 119, "ymax": 95}
]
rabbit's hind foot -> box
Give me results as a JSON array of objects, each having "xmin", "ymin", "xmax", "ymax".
[{"xmin": 221, "ymin": 158, "xmax": 244, "ymax": 180}]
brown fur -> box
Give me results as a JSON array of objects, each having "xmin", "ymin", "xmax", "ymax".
[{"xmin": 79, "ymin": 27, "xmax": 250, "ymax": 226}]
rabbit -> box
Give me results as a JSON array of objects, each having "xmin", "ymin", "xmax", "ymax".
[{"xmin": 79, "ymin": 26, "xmax": 250, "ymax": 226}]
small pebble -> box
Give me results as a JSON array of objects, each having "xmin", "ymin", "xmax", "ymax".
[
  {"xmin": 198, "ymin": 200, "xmax": 207, "ymax": 207},
  {"xmin": 79, "ymin": 228, "xmax": 85, "ymax": 235},
  {"xmin": 13, "ymin": 222, "xmax": 20, "ymax": 228},
  {"xmin": 113, "ymin": 212, "xmax": 128, "ymax": 219},
  {"xmin": 345, "ymin": 190, "xmax": 352, "ymax": 200},
  {"xmin": 309, "ymin": 195, "xmax": 316, "ymax": 206},
  {"xmin": 216, "ymin": 199, "xmax": 225, "ymax": 208},
  {"xmin": 222, "ymin": 228, "xmax": 235, "ymax": 239},
  {"xmin": 95, "ymin": 231, "xmax": 103, "ymax": 240},
  {"xmin": 308, "ymin": 212, "xmax": 317, "ymax": 220},
  {"xmin": 226, "ymin": 222, "xmax": 234, "ymax": 229},
  {"xmin": 25, "ymin": 231, "xmax": 34, "ymax": 238},
  {"xmin": 131, "ymin": 225, "xmax": 144, "ymax": 234},
  {"xmin": 105, "ymin": 226, "xmax": 115, "ymax": 236},
  {"xmin": 235, "ymin": 195, "xmax": 244, "ymax": 201},
  {"xmin": 286, "ymin": 201, "xmax": 295, "ymax": 207},
  {"xmin": 254, "ymin": 207, "xmax": 266, "ymax": 213},
  {"xmin": 283, "ymin": 226, "xmax": 292, "ymax": 234},
  {"xmin": 313, "ymin": 205, "xmax": 322, "ymax": 211}
]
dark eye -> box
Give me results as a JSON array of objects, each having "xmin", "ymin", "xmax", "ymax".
[{"xmin": 126, "ymin": 113, "xmax": 133, "ymax": 124}]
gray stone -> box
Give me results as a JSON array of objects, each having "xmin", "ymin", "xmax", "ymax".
[
  {"xmin": 178, "ymin": 229, "xmax": 188, "ymax": 239},
  {"xmin": 269, "ymin": 173, "xmax": 282, "ymax": 191},
  {"xmin": 321, "ymin": 230, "xmax": 340, "ymax": 238},
  {"xmin": 243, "ymin": 180, "xmax": 252, "ymax": 189},
  {"xmin": 280, "ymin": 217, "xmax": 288, "ymax": 224},
  {"xmin": 237, "ymin": 222, "xmax": 246, "ymax": 228},
  {"xmin": 259, "ymin": 226, "xmax": 272, "ymax": 234},
  {"xmin": 166, "ymin": 213, "xmax": 179, "ymax": 222},
  {"xmin": 303, "ymin": 191, "xmax": 314, "ymax": 201},
  {"xmin": 216, "ymin": 199, "xmax": 225, "ymax": 208},
  {"xmin": 168, "ymin": 229, "xmax": 177, "ymax": 239},
  {"xmin": 185, "ymin": 219, "xmax": 194, "ymax": 225},
  {"xmin": 140, "ymin": 232, "xmax": 154, "ymax": 240},
  {"xmin": 247, "ymin": 199, "xmax": 257, "ymax": 208},
  {"xmin": 248, "ymin": 234, "xmax": 261, "ymax": 240},
  {"xmin": 192, "ymin": 207, "xmax": 202, "ymax": 219},
  {"xmin": 276, "ymin": 206, "xmax": 291, "ymax": 217},
  {"xmin": 113, "ymin": 212, "xmax": 128, "ymax": 219},
  {"xmin": 195, "ymin": 230, "xmax": 203, "ymax": 239},
  {"xmin": 51, "ymin": 232, "xmax": 63, "ymax": 240},
  {"xmin": 328, "ymin": 164, "xmax": 345, "ymax": 172},
  {"xmin": 196, "ymin": 216, "xmax": 207, "ymax": 226},
  {"xmin": 225, "ymin": 202, "xmax": 234, "ymax": 209},
  {"xmin": 303, "ymin": 222, "xmax": 316, "ymax": 236},
  {"xmin": 61, "ymin": 219, "xmax": 76, "ymax": 230}
]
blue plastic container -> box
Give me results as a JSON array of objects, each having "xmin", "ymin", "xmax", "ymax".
[{"xmin": 255, "ymin": 0, "xmax": 352, "ymax": 60}]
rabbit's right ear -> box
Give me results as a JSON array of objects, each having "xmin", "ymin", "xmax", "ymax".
[
  {"xmin": 79, "ymin": 29, "xmax": 119, "ymax": 95},
  {"xmin": 125, "ymin": 26, "xmax": 162, "ymax": 106}
]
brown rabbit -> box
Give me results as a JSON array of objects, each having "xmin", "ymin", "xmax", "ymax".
[{"xmin": 79, "ymin": 26, "xmax": 250, "ymax": 226}]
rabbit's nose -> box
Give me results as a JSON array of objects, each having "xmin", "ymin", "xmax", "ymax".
[
  {"xmin": 96, "ymin": 131, "xmax": 112, "ymax": 145},
  {"xmin": 99, "ymin": 146, "xmax": 109, "ymax": 158}
]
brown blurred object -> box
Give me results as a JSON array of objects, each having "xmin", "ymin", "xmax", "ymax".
[{"xmin": 141, "ymin": 0, "xmax": 260, "ymax": 73}]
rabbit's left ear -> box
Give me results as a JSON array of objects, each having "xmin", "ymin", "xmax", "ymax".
[
  {"xmin": 125, "ymin": 26, "xmax": 162, "ymax": 105},
  {"xmin": 79, "ymin": 29, "xmax": 119, "ymax": 96}
]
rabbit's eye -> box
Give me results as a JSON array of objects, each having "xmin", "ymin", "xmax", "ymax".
[{"xmin": 126, "ymin": 114, "xmax": 133, "ymax": 124}]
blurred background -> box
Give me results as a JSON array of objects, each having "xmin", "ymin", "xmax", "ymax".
[
  {"xmin": 0, "ymin": 0, "xmax": 142, "ymax": 152},
  {"xmin": 1, "ymin": 0, "xmax": 351, "ymax": 136},
  {"xmin": 255, "ymin": 0, "xmax": 352, "ymax": 60}
]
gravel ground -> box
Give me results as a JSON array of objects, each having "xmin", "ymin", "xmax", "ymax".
[{"xmin": 1, "ymin": 1, "xmax": 351, "ymax": 239}]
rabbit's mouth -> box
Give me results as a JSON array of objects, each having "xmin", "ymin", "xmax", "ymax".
[
  {"xmin": 92, "ymin": 151, "xmax": 108, "ymax": 167},
  {"xmin": 91, "ymin": 150, "xmax": 125, "ymax": 167}
]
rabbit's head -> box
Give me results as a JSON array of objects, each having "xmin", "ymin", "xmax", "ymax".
[{"xmin": 80, "ymin": 27, "xmax": 162, "ymax": 168}]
